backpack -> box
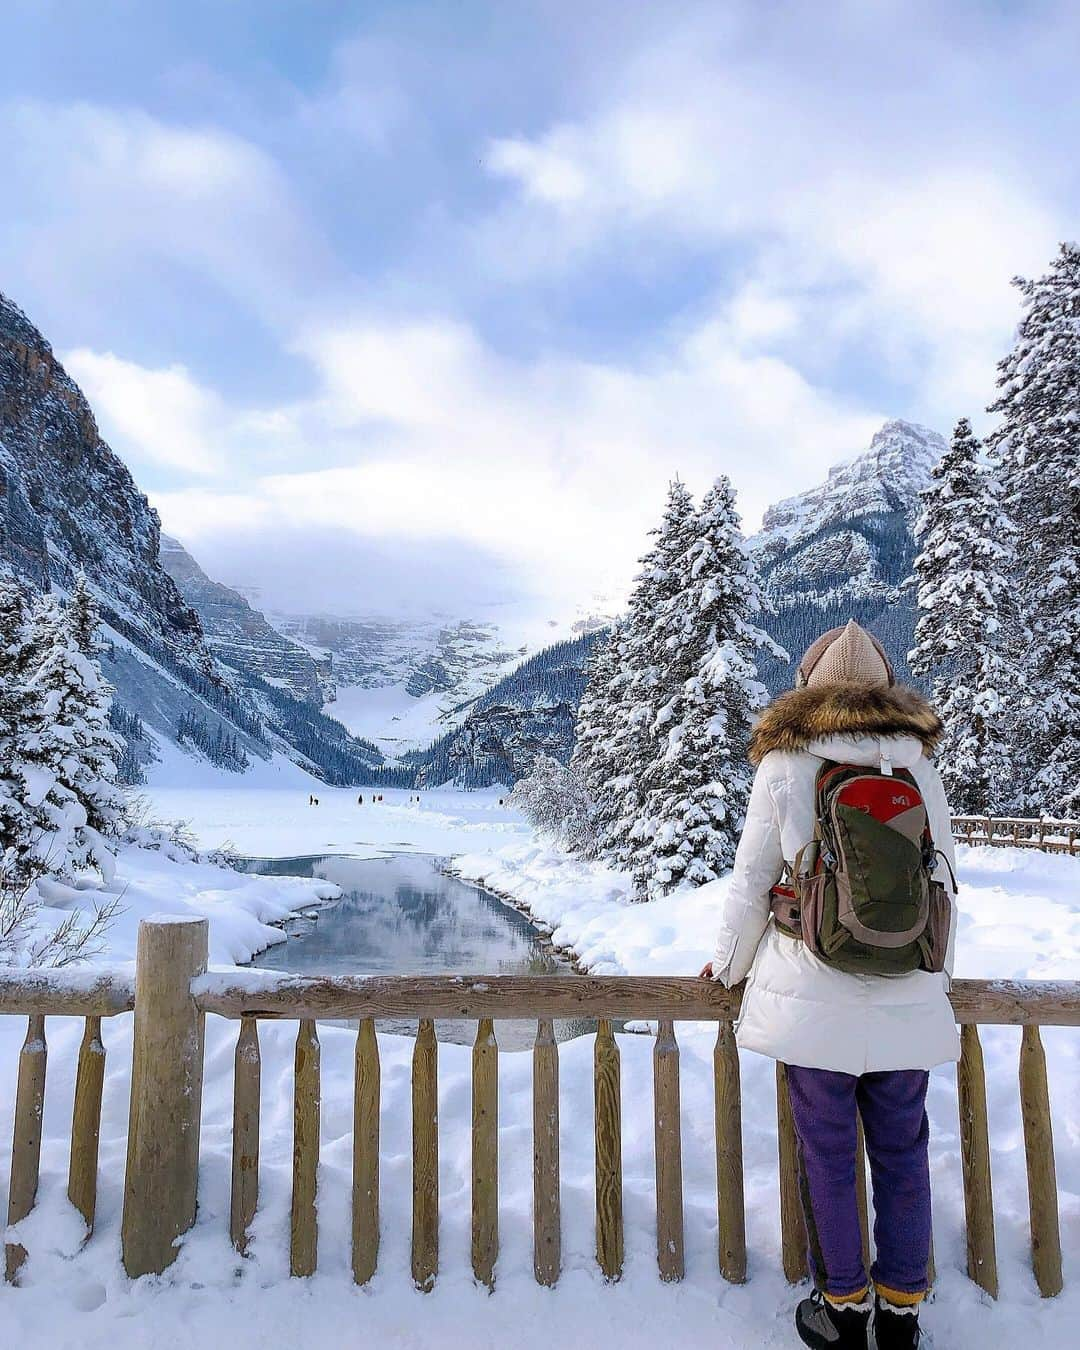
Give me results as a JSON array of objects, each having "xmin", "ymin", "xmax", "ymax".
[{"xmin": 769, "ymin": 760, "xmax": 953, "ymax": 976}]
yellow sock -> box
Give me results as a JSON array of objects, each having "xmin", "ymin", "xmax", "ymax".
[
  {"xmin": 825, "ymin": 1286, "xmax": 870, "ymax": 1307},
  {"xmin": 875, "ymin": 1282, "xmax": 925, "ymax": 1307}
]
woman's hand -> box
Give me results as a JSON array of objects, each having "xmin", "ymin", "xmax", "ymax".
[{"xmin": 699, "ymin": 961, "xmax": 714, "ymax": 979}]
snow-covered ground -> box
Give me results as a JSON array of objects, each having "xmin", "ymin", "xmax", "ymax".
[
  {"xmin": 1, "ymin": 790, "xmax": 1077, "ymax": 1349},
  {"xmin": 148, "ymin": 782, "xmax": 530, "ymax": 859},
  {"xmin": 327, "ymin": 680, "xmax": 456, "ymax": 755}
]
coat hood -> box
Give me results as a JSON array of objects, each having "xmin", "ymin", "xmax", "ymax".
[{"xmin": 749, "ymin": 682, "xmax": 942, "ymax": 765}]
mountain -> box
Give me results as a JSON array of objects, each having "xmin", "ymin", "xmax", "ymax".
[
  {"xmin": 0, "ymin": 290, "xmax": 387, "ymax": 785},
  {"xmin": 749, "ymin": 419, "xmax": 945, "ymax": 690},
  {"xmin": 160, "ymin": 536, "xmax": 332, "ymax": 707},
  {"xmin": 405, "ymin": 632, "xmax": 604, "ymax": 788}
]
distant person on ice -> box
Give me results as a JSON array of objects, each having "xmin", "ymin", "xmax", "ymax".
[{"xmin": 700, "ymin": 621, "xmax": 957, "ymax": 1350}]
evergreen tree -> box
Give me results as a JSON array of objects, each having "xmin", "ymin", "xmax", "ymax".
[
  {"xmin": 909, "ymin": 419, "xmax": 1018, "ymax": 813},
  {"xmin": 0, "ymin": 571, "xmax": 41, "ymax": 867},
  {"xmin": 24, "ymin": 588, "xmax": 125, "ymax": 878},
  {"xmin": 604, "ymin": 480, "xmax": 697, "ymax": 873},
  {"xmin": 988, "ymin": 242, "xmax": 1080, "ymax": 814},
  {"xmin": 569, "ymin": 622, "xmax": 624, "ymax": 853},
  {"xmin": 633, "ymin": 476, "xmax": 783, "ymax": 895}
]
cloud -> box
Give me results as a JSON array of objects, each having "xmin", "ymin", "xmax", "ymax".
[
  {"xmin": 0, "ymin": 100, "xmax": 337, "ymax": 327},
  {"xmin": 63, "ymin": 350, "xmax": 225, "ymax": 475},
  {"xmin": 479, "ymin": 2, "xmax": 1070, "ymax": 418},
  {"xmin": 151, "ymin": 305, "xmax": 883, "ymax": 618}
]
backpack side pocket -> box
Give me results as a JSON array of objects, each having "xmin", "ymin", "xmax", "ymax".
[{"xmin": 919, "ymin": 880, "xmax": 952, "ymax": 974}]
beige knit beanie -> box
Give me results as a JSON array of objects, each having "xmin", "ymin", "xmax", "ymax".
[{"xmin": 796, "ymin": 620, "xmax": 894, "ymax": 689}]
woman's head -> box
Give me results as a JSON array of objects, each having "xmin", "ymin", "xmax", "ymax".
[{"xmin": 796, "ymin": 619, "xmax": 894, "ymax": 690}]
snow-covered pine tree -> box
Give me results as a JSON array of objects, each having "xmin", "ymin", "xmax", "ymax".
[
  {"xmin": 24, "ymin": 584, "xmax": 125, "ymax": 879},
  {"xmin": 633, "ymin": 475, "xmax": 784, "ymax": 896},
  {"xmin": 988, "ymin": 242, "xmax": 1080, "ymax": 814},
  {"xmin": 909, "ymin": 418, "xmax": 1018, "ymax": 814},
  {"xmin": 568, "ymin": 622, "xmax": 622, "ymax": 855},
  {"xmin": 0, "ymin": 570, "xmax": 41, "ymax": 869},
  {"xmin": 604, "ymin": 480, "xmax": 698, "ymax": 876}
]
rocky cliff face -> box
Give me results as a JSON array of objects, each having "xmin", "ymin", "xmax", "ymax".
[
  {"xmin": 407, "ymin": 632, "xmax": 601, "ymax": 788},
  {"xmin": 0, "ymin": 292, "xmax": 206, "ymax": 663},
  {"xmin": 272, "ymin": 610, "xmax": 523, "ymax": 700},
  {"xmin": 160, "ymin": 535, "xmax": 331, "ymax": 706},
  {"xmin": 749, "ymin": 419, "xmax": 945, "ymax": 690}
]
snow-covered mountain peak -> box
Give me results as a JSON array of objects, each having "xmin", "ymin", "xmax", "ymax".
[
  {"xmin": 826, "ymin": 418, "xmax": 944, "ymax": 492},
  {"xmin": 757, "ymin": 418, "xmax": 944, "ymax": 545},
  {"xmin": 749, "ymin": 418, "xmax": 947, "ymax": 691}
]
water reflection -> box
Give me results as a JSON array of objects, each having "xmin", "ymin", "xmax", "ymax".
[{"xmin": 241, "ymin": 853, "xmax": 594, "ymax": 1049}]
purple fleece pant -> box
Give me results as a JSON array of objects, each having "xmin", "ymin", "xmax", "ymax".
[{"xmin": 785, "ymin": 1064, "xmax": 932, "ymax": 1298}]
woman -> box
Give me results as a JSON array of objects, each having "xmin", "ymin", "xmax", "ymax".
[{"xmin": 700, "ymin": 621, "xmax": 958, "ymax": 1350}]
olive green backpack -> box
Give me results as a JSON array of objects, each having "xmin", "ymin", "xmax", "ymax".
[{"xmin": 769, "ymin": 760, "xmax": 953, "ymax": 976}]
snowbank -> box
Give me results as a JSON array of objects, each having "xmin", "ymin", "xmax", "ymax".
[{"xmin": 23, "ymin": 838, "xmax": 340, "ymax": 971}]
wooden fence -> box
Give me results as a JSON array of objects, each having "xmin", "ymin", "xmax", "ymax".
[
  {"xmin": 952, "ymin": 815, "xmax": 1080, "ymax": 855},
  {"xmin": 2, "ymin": 917, "xmax": 1077, "ymax": 1299}
]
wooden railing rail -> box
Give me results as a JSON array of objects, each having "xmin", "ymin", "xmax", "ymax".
[
  {"xmin": 190, "ymin": 971, "xmax": 1080, "ymax": 1026},
  {"xmin": 952, "ymin": 814, "xmax": 1080, "ymax": 855},
  {"xmin": 1, "ymin": 923, "xmax": 1075, "ymax": 1305}
]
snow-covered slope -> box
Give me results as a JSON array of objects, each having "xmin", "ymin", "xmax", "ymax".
[{"xmin": 749, "ymin": 419, "xmax": 945, "ymax": 689}]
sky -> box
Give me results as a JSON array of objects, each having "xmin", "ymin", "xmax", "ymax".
[{"xmin": 2, "ymin": 0, "xmax": 1078, "ymax": 623}]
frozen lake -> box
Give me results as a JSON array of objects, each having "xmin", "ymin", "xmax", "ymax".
[{"xmin": 241, "ymin": 851, "xmax": 590, "ymax": 1047}]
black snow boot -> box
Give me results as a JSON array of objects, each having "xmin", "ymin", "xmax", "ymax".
[
  {"xmin": 873, "ymin": 1295, "xmax": 921, "ymax": 1349},
  {"xmin": 794, "ymin": 1289, "xmax": 871, "ymax": 1349}
]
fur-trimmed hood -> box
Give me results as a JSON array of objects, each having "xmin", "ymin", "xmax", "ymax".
[{"xmin": 749, "ymin": 682, "xmax": 942, "ymax": 764}]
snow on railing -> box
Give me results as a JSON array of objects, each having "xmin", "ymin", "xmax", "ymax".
[
  {"xmin": 1, "ymin": 920, "xmax": 1075, "ymax": 1299},
  {"xmin": 952, "ymin": 814, "xmax": 1080, "ymax": 855}
]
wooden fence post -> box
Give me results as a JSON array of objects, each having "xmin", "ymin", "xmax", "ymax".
[
  {"xmin": 412, "ymin": 1018, "xmax": 439, "ymax": 1291},
  {"xmin": 472, "ymin": 1018, "xmax": 499, "ymax": 1288},
  {"xmin": 121, "ymin": 916, "xmax": 208, "ymax": 1279},
  {"xmin": 68, "ymin": 1016, "xmax": 106, "ymax": 1236},
  {"xmin": 231, "ymin": 1016, "xmax": 261, "ymax": 1254},
  {"xmin": 5, "ymin": 1015, "xmax": 47, "ymax": 1283},
  {"xmin": 957, "ymin": 1023, "xmax": 998, "ymax": 1298},
  {"xmin": 532, "ymin": 1018, "xmax": 561, "ymax": 1286},
  {"xmin": 290, "ymin": 1019, "xmax": 320, "ymax": 1277},
  {"xmin": 352, "ymin": 1018, "xmax": 380, "ymax": 1285},
  {"xmin": 714, "ymin": 1020, "xmax": 746, "ymax": 1284},
  {"xmin": 594, "ymin": 1019, "xmax": 624, "ymax": 1281},
  {"xmin": 1019, "ymin": 1025, "xmax": 1062, "ymax": 1297}
]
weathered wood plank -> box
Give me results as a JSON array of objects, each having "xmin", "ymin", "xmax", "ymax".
[
  {"xmin": 290, "ymin": 1019, "xmax": 320, "ymax": 1277},
  {"xmin": 352, "ymin": 1018, "xmax": 380, "ymax": 1286},
  {"xmin": 532, "ymin": 1018, "xmax": 560, "ymax": 1287},
  {"xmin": 472, "ymin": 1018, "xmax": 498, "ymax": 1288},
  {"xmin": 68, "ymin": 1016, "xmax": 105, "ymax": 1236},
  {"xmin": 197, "ymin": 973, "xmax": 740, "ymax": 1022},
  {"xmin": 653, "ymin": 1019, "xmax": 684, "ymax": 1282},
  {"xmin": 1018, "ymin": 1024, "xmax": 1062, "ymax": 1297},
  {"xmin": 776, "ymin": 1062, "xmax": 808, "ymax": 1284},
  {"xmin": 230, "ymin": 1016, "xmax": 260, "ymax": 1254},
  {"xmin": 412, "ymin": 1018, "xmax": 439, "ymax": 1292},
  {"xmin": 714, "ymin": 1020, "xmax": 746, "ymax": 1284},
  {"xmin": 0, "ymin": 970, "xmax": 134, "ymax": 1017},
  {"xmin": 122, "ymin": 917, "xmax": 207, "ymax": 1279},
  {"xmin": 957, "ymin": 1023, "xmax": 998, "ymax": 1298},
  {"xmin": 5, "ymin": 1015, "xmax": 47, "ymax": 1283},
  {"xmin": 194, "ymin": 973, "xmax": 1080, "ymax": 1027},
  {"xmin": 594, "ymin": 1019, "xmax": 623, "ymax": 1281}
]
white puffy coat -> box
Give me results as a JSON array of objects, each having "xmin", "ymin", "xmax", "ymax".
[{"xmin": 711, "ymin": 729, "xmax": 960, "ymax": 1076}]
